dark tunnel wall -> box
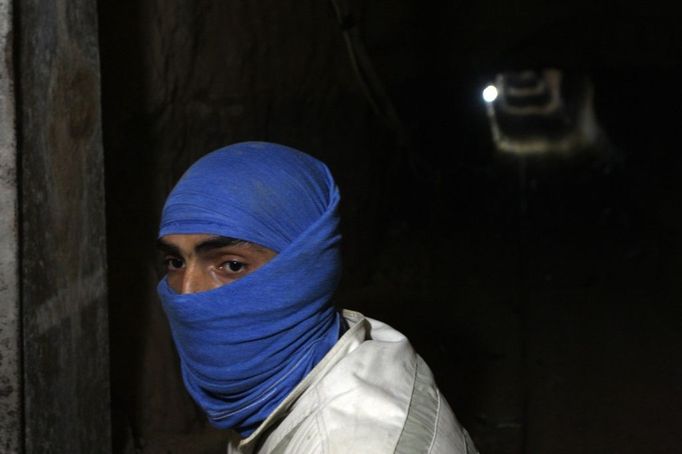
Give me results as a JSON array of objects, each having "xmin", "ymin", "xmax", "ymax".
[
  {"xmin": 99, "ymin": 1, "xmax": 682, "ymax": 453},
  {"xmin": 100, "ymin": 1, "xmax": 400, "ymax": 452}
]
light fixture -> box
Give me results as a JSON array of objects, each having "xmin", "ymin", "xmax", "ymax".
[{"xmin": 482, "ymin": 85, "xmax": 498, "ymax": 103}]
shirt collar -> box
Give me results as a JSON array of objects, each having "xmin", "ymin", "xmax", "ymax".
[{"xmin": 234, "ymin": 310, "xmax": 369, "ymax": 451}]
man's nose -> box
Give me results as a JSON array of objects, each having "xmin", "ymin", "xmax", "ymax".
[{"xmin": 180, "ymin": 263, "xmax": 212, "ymax": 294}]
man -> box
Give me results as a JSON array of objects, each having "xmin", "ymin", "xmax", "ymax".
[{"xmin": 157, "ymin": 141, "xmax": 477, "ymax": 453}]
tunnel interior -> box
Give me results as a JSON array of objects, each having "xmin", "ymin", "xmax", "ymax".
[{"xmin": 98, "ymin": 1, "xmax": 682, "ymax": 453}]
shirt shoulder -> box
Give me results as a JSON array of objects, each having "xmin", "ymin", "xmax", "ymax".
[{"xmin": 241, "ymin": 312, "xmax": 476, "ymax": 454}]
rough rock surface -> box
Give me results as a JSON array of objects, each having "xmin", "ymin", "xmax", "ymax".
[{"xmin": 100, "ymin": 1, "xmax": 404, "ymax": 452}]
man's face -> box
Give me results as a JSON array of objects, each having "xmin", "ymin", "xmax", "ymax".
[{"xmin": 158, "ymin": 234, "xmax": 277, "ymax": 294}]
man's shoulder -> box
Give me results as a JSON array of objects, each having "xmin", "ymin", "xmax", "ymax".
[
  {"xmin": 254, "ymin": 311, "xmax": 476, "ymax": 454},
  {"xmin": 250, "ymin": 311, "xmax": 416, "ymax": 452}
]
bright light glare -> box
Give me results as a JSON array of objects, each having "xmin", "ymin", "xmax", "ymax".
[{"xmin": 482, "ymin": 85, "xmax": 498, "ymax": 103}]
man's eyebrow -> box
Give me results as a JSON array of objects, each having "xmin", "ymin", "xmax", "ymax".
[
  {"xmin": 157, "ymin": 239, "xmax": 180, "ymax": 255},
  {"xmin": 195, "ymin": 236, "xmax": 245, "ymax": 254}
]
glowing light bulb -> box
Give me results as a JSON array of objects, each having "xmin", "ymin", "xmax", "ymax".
[{"xmin": 482, "ymin": 85, "xmax": 498, "ymax": 103}]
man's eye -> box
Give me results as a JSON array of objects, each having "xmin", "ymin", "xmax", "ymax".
[
  {"xmin": 221, "ymin": 260, "xmax": 245, "ymax": 273},
  {"xmin": 165, "ymin": 258, "xmax": 184, "ymax": 270}
]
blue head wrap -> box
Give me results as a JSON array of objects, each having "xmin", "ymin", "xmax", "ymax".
[{"xmin": 157, "ymin": 142, "xmax": 342, "ymax": 436}]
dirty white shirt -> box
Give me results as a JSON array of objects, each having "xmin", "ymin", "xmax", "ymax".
[{"xmin": 227, "ymin": 310, "xmax": 477, "ymax": 454}]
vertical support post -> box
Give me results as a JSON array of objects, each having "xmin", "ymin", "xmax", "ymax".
[
  {"xmin": 17, "ymin": 0, "xmax": 111, "ymax": 452},
  {"xmin": 0, "ymin": 0, "xmax": 21, "ymax": 452}
]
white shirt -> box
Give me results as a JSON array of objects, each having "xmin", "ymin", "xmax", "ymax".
[{"xmin": 228, "ymin": 310, "xmax": 477, "ymax": 454}]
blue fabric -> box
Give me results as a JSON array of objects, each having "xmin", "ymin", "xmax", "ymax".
[{"xmin": 157, "ymin": 142, "xmax": 342, "ymax": 436}]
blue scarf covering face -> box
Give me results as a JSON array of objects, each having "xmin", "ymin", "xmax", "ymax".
[{"xmin": 157, "ymin": 142, "xmax": 342, "ymax": 436}]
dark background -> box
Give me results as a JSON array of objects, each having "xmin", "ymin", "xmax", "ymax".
[{"xmin": 98, "ymin": 1, "xmax": 682, "ymax": 452}]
